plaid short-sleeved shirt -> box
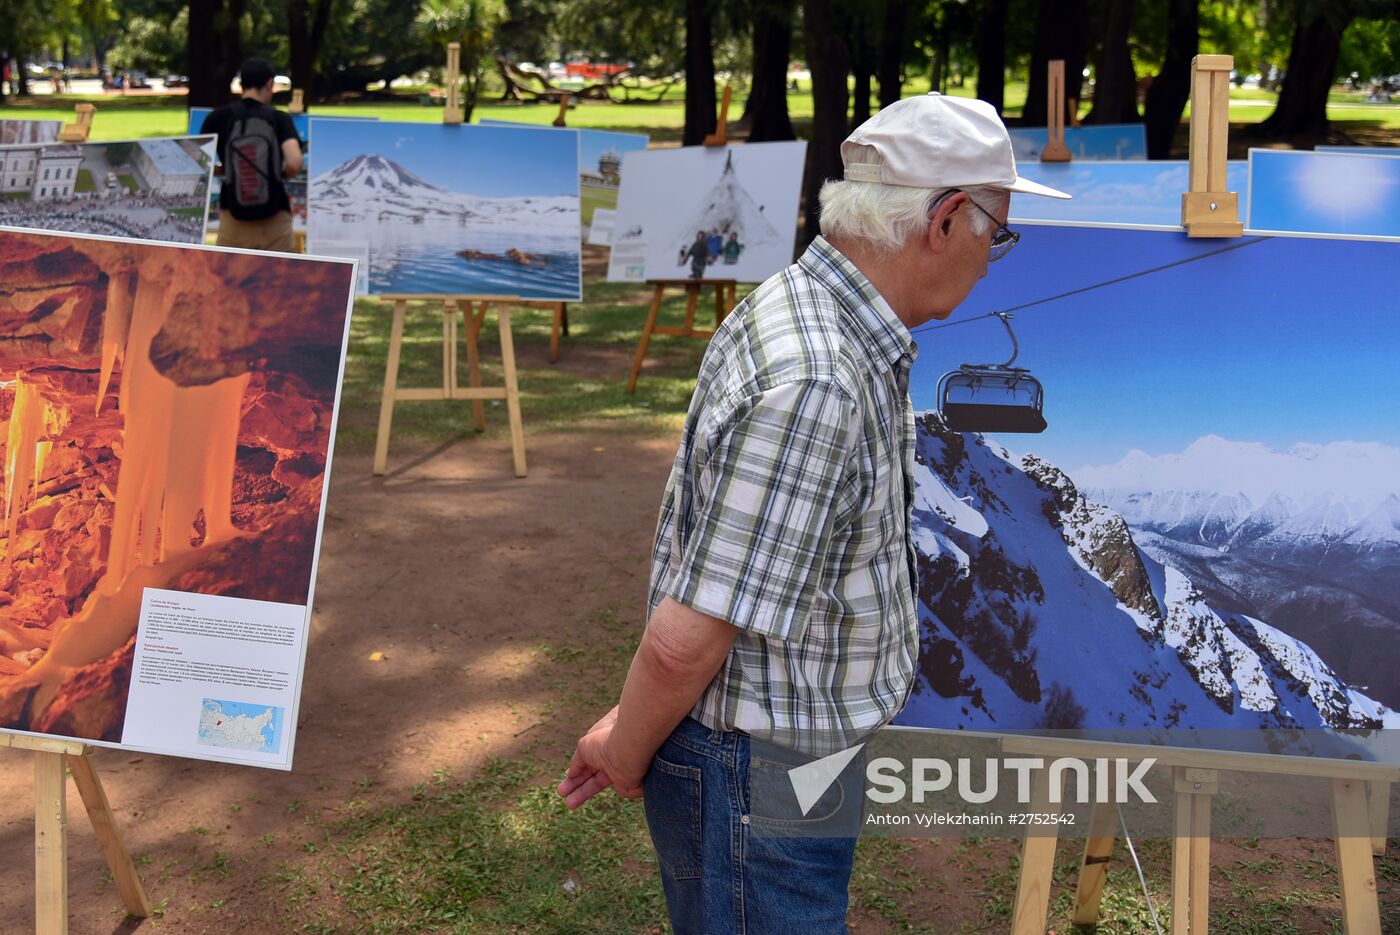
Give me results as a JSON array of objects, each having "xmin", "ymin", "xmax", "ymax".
[{"xmin": 647, "ymin": 236, "xmax": 921, "ymax": 749}]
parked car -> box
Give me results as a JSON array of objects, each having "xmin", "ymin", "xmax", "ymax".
[
  {"xmin": 127, "ymin": 72, "xmax": 151, "ymax": 89},
  {"xmin": 164, "ymin": 75, "xmax": 188, "ymax": 89}
]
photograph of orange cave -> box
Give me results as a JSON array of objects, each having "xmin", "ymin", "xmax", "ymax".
[{"xmin": 0, "ymin": 228, "xmax": 354, "ymax": 743}]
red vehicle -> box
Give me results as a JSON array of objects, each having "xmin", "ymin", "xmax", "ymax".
[{"xmin": 564, "ymin": 62, "xmax": 628, "ymax": 80}]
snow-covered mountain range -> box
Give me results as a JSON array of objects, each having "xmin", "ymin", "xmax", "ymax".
[
  {"xmin": 1074, "ymin": 436, "xmax": 1400, "ymax": 554},
  {"xmin": 309, "ymin": 154, "xmax": 578, "ymax": 232},
  {"xmin": 897, "ymin": 415, "xmax": 1398, "ymax": 738}
]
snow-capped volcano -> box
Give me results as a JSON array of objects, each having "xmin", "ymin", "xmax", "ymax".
[
  {"xmin": 897, "ymin": 415, "xmax": 1398, "ymax": 738},
  {"xmin": 310, "ymin": 154, "xmax": 578, "ymax": 233}
]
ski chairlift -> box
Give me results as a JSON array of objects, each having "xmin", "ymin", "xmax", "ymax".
[{"xmin": 936, "ymin": 313, "xmax": 1047, "ymax": 434}]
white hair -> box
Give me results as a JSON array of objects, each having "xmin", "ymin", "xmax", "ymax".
[{"xmin": 818, "ymin": 169, "xmax": 1005, "ymax": 255}]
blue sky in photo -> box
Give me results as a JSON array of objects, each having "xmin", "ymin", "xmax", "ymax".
[
  {"xmin": 480, "ymin": 119, "xmax": 648, "ymax": 175},
  {"xmin": 908, "ymin": 223, "xmax": 1400, "ymax": 467},
  {"xmin": 309, "ymin": 120, "xmax": 578, "ymax": 197},
  {"xmin": 1007, "ymin": 124, "xmax": 1147, "ymax": 161},
  {"xmin": 1010, "ymin": 161, "xmax": 1249, "ymax": 227},
  {"xmin": 1247, "ymin": 150, "xmax": 1400, "ymax": 237}
]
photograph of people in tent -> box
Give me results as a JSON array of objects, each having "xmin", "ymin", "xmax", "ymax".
[{"xmin": 606, "ymin": 141, "xmax": 804, "ymax": 284}]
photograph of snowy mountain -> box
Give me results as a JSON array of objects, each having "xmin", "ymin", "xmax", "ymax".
[
  {"xmin": 897, "ymin": 222, "xmax": 1400, "ymax": 754},
  {"xmin": 605, "ymin": 141, "xmax": 805, "ymax": 283},
  {"xmin": 306, "ymin": 121, "xmax": 581, "ymax": 300}
]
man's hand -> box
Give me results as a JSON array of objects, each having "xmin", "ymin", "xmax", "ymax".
[
  {"xmin": 558, "ymin": 706, "xmax": 644, "ymax": 810},
  {"xmin": 556, "ymin": 599, "xmax": 739, "ymax": 811}
]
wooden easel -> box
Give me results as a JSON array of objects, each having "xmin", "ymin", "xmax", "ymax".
[
  {"xmin": 702, "ymin": 86, "xmax": 733, "ymax": 147},
  {"xmin": 443, "ymin": 42, "xmax": 464, "ymax": 125},
  {"xmin": 56, "ymin": 104, "xmax": 95, "ymax": 143},
  {"xmin": 373, "ymin": 295, "xmax": 527, "ymax": 477},
  {"xmin": 1041, "ymin": 61, "xmax": 1071, "ymax": 163},
  {"xmin": 2, "ymin": 734, "xmax": 151, "ymax": 933},
  {"xmin": 289, "ymin": 89, "xmax": 305, "ymax": 115},
  {"xmin": 1006, "ymin": 737, "xmax": 1396, "ymax": 935},
  {"xmin": 1181, "ymin": 54, "xmax": 1243, "ymax": 237},
  {"xmin": 627, "ymin": 279, "xmax": 737, "ymax": 394},
  {"xmin": 552, "ymin": 92, "xmax": 571, "ymax": 127}
]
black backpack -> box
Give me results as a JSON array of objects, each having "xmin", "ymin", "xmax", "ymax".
[{"xmin": 224, "ymin": 106, "xmax": 283, "ymax": 221}]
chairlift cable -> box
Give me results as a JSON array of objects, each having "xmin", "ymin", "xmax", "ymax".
[{"xmin": 911, "ymin": 236, "xmax": 1269, "ymax": 336}]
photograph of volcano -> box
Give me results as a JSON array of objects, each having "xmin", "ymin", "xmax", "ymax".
[
  {"xmin": 605, "ymin": 141, "xmax": 805, "ymax": 284},
  {"xmin": 307, "ymin": 120, "xmax": 581, "ymax": 300},
  {"xmin": 0, "ymin": 228, "xmax": 354, "ymax": 765},
  {"xmin": 896, "ymin": 222, "xmax": 1400, "ymax": 756}
]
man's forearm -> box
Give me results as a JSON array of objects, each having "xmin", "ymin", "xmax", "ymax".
[{"xmin": 608, "ymin": 597, "xmax": 738, "ymax": 782}]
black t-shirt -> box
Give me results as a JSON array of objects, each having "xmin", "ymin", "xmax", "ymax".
[{"xmin": 199, "ymin": 99, "xmax": 299, "ymax": 215}]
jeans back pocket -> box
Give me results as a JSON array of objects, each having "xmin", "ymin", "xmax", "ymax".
[{"xmin": 644, "ymin": 754, "xmax": 703, "ymax": 880}]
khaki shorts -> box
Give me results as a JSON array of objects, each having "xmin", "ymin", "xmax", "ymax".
[{"xmin": 216, "ymin": 210, "xmax": 295, "ymax": 253}]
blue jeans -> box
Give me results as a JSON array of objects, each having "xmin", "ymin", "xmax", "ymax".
[{"xmin": 643, "ymin": 717, "xmax": 860, "ymax": 934}]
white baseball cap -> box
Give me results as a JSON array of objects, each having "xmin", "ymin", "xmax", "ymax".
[{"xmin": 841, "ymin": 92, "xmax": 1071, "ymax": 200}]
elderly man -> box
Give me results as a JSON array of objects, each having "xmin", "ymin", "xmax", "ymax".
[{"xmin": 559, "ymin": 93, "xmax": 1068, "ymax": 932}]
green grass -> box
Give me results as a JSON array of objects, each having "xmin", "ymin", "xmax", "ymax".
[
  {"xmin": 333, "ymin": 280, "xmax": 742, "ymax": 454},
  {"xmin": 116, "ymin": 172, "xmax": 138, "ymax": 193},
  {"xmin": 5, "ymin": 79, "xmax": 1398, "ymax": 144},
  {"xmin": 579, "ymin": 185, "xmax": 617, "ymax": 227},
  {"xmin": 74, "ymin": 167, "xmax": 96, "ymax": 193}
]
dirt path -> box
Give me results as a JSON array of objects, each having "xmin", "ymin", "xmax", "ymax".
[{"xmin": 0, "ymin": 426, "xmax": 679, "ymax": 933}]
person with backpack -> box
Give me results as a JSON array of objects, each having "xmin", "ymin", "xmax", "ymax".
[{"xmin": 198, "ymin": 60, "xmax": 303, "ymax": 252}]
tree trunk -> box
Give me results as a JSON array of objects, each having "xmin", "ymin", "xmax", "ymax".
[
  {"xmin": 287, "ymin": 0, "xmax": 335, "ymax": 102},
  {"xmin": 851, "ymin": 67, "xmax": 872, "ymax": 128},
  {"xmin": 187, "ymin": 0, "xmax": 245, "ymax": 108},
  {"xmin": 1142, "ymin": 0, "xmax": 1196, "ymax": 158},
  {"xmin": 1024, "ymin": 0, "xmax": 1089, "ymax": 125},
  {"xmin": 682, "ymin": 0, "xmax": 717, "ymax": 146},
  {"xmin": 1258, "ymin": 7, "xmax": 1352, "ymax": 142},
  {"xmin": 876, "ymin": 0, "xmax": 910, "ymax": 109},
  {"xmin": 1087, "ymin": 0, "xmax": 1140, "ymax": 123},
  {"xmin": 742, "ymin": 0, "xmax": 795, "ymax": 142},
  {"xmin": 976, "ymin": 0, "xmax": 1008, "ymax": 113},
  {"xmin": 801, "ymin": 0, "xmax": 850, "ymax": 248}
]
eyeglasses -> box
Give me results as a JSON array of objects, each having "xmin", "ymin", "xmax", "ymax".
[{"xmin": 965, "ymin": 197, "xmax": 1020, "ymax": 262}]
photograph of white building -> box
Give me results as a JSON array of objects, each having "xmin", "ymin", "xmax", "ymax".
[
  {"xmin": 134, "ymin": 138, "xmax": 207, "ymax": 197},
  {"xmin": 0, "ymin": 135, "xmax": 215, "ymax": 243}
]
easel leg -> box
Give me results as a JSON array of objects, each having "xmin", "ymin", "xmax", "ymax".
[
  {"xmin": 713, "ymin": 282, "xmax": 724, "ymax": 328},
  {"xmin": 1072, "ymin": 801, "xmax": 1118, "ymax": 925},
  {"xmin": 1368, "ymin": 780, "xmax": 1390, "ymax": 857},
  {"xmin": 35, "ymin": 751, "xmax": 67, "ymax": 935},
  {"xmin": 497, "ymin": 305, "xmax": 527, "ymax": 478},
  {"xmin": 69, "ymin": 754, "xmax": 150, "ymax": 917},
  {"xmin": 627, "ymin": 283, "xmax": 665, "ymax": 395},
  {"xmin": 678, "ymin": 284, "xmax": 700, "ymax": 337},
  {"xmin": 1172, "ymin": 768, "xmax": 1215, "ymax": 935},
  {"xmin": 443, "ymin": 301, "xmax": 458, "ymax": 398},
  {"xmin": 1333, "ymin": 778, "xmax": 1383, "ymax": 935},
  {"xmin": 372, "ymin": 300, "xmax": 407, "ymax": 476},
  {"xmin": 549, "ymin": 302, "xmax": 565, "ymax": 364},
  {"xmin": 465, "ymin": 301, "xmax": 486, "ymax": 432},
  {"xmin": 1010, "ymin": 768, "xmax": 1058, "ymax": 935}
]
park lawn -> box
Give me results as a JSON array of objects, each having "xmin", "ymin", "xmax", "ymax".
[
  {"xmin": 579, "ymin": 185, "xmax": 615, "ymax": 226},
  {"xmin": 74, "ymin": 167, "xmax": 97, "ymax": 192},
  {"xmin": 116, "ymin": 172, "xmax": 138, "ymax": 192},
  {"xmin": 168, "ymin": 204, "xmax": 207, "ymax": 221}
]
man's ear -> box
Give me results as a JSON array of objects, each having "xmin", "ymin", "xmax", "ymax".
[{"xmin": 926, "ymin": 192, "xmax": 968, "ymax": 254}]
